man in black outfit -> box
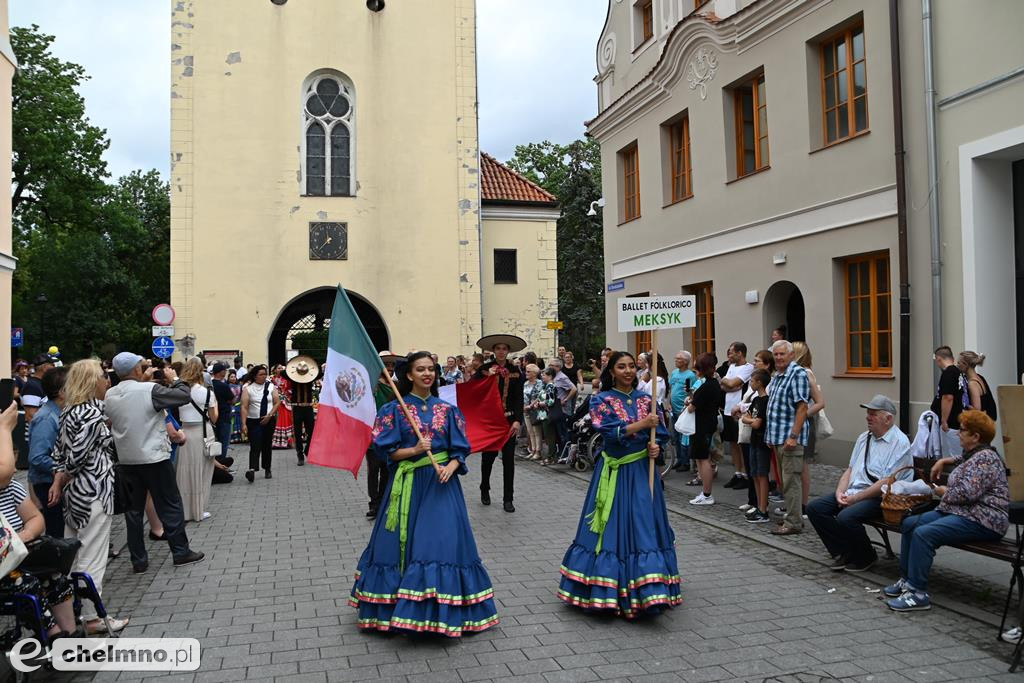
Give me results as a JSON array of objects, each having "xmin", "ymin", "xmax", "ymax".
[
  {"xmin": 475, "ymin": 334, "xmax": 526, "ymax": 513},
  {"xmin": 285, "ymin": 356, "xmax": 319, "ymax": 466}
]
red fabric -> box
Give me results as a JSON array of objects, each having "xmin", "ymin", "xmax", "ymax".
[
  {"xmin": 307, "ymin": 403, "xmax": 372, "ymax": 475},
  {"xmin": 456, "ymin": 376, "xmax": 510, "ymax": 453}
]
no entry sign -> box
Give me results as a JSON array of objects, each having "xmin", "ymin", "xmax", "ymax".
[{"xmin": 617, "ymin": 296, "xmax": 696, "ymax": 332}]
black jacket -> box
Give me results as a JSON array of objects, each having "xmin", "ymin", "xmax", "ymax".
[{"xmin": 474, "ymin": 360, "xmax": 524, "ymax": 423}]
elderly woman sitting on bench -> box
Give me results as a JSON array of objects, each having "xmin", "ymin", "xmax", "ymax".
[{"xmin": 885, "ymin": 409, "xmax": 1009, "ymax": 611}]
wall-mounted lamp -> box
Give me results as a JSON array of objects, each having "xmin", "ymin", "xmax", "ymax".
[
  {"xmin": 587, "ymin": 197, "xmax": 607, "ymax": 217},
  {"xmin": 367, "ymin": 0, "xmax": 385, "ymax": 11}
]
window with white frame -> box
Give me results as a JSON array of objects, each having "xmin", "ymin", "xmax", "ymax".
[{"xmin": 303, "ymin": 72, "xmax": 355, "ymax": 196}]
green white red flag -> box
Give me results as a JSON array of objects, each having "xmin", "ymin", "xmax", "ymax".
[{"xmin": 307, "ymin": 285, "xmax": 385, "ymax": 476}]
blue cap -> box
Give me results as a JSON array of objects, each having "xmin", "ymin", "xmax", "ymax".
[{"xmin": 112, "ymin": 352, "xmax": 145, "ymax": 378}]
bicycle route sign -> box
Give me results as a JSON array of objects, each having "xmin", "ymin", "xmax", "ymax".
[{"xmin": 152, "ymin": 336, "xmax": 175, "ymax": 359}]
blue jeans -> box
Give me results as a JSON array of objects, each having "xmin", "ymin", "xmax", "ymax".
[
  {"xmin": 675, "ymin": 431, "xmax": 690, "ymax": 468},
  {"xmin": 215, "ymin": 416, "xmax": 232, "ymax": 461},
  {"xmin": 806, "ymin": 493, "xmax": 881, "ymax": 564},
  {"xmin": 899, "ymin": 509, "xmax": 1002, "ymax": 592}
]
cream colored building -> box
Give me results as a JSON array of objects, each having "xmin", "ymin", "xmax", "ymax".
[
  {"xmin": 0, "ymin": 0, "xmax": 14, "ymax": 373},
  {"xmin": 588, "ymin": 0, "xmax": 1024, "ymax": 459},
  {"xmin": 170, "ymin": 0, "xmax": 557, "ymax": 365}
]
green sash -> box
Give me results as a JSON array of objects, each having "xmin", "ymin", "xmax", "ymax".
[
  {"xmin": 585, "ymin": 449, "xmax": 649, "ymax": 554},
  {"xmin": 385, "ymin": 451, "xmax": 450, "ymax": 572}
]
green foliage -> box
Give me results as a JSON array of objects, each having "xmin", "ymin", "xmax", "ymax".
[
  {"xmin": 507, "ymin": 139, "xmax": 605, "ymax": 359},
  {"xmin": 289, "ymin": 331, "xmax": 329, "ymax": 366},
  {"xmin": 10, "ymin": 26, "xmax": 169, "ymax": 361}
]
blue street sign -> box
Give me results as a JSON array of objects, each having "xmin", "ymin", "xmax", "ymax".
[
  {"xmin": 152, "ymin": 336, "xmax": 175, "ymax": 359},
  {"xmin": 10, "ymin": 328, "xmax": 23, "ymax": 348},
  {"xmin": 607, "ymin": 281, "xmax": 625, "ymax": 292}
]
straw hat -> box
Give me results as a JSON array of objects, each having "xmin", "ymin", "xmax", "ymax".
[
  {"xmin": 476, "ymin": 334, "xmax": 527, "ymax": 353},
  {"xmin": 285, "ymin": 355, "xmax": 319, "ymax": 384},
  {"xmin": 378, "ymin": 350, "xmax": 404, "ymax": 364}
]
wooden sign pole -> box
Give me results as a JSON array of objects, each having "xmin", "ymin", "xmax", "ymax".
[
  {"xmin": 382, "ymin": 370, "xmax": 441, "ymax": 474},
  {"xmin": 649, "ymin": 330, "xmax": 658, "ymax": 496}
]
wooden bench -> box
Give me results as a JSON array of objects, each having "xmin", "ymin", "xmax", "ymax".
[{"xmin": 865, "ymin": 516, "xmax": 1020, "ymax": 563}]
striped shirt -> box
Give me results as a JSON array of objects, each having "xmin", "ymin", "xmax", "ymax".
[
  {"xmin": 765, "ymin": 362, "xmax": 811, "ymax": 446},
  {"xmin": 53, "ymin": 399, "xmax": 115, "ymax": 530},
  {"xmin": 0, "ymin": 480, "xmax": 28, "ymax": 532}
]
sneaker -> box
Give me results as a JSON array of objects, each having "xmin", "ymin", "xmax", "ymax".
[
  {"xmin": 768, "ymin": 491, "xmax": 784, "ymax": 503},
  {"xmin": 746, "ymin": 511, "xmax": 770, "ymax": 524},
  {"xmin": 744, "ymin": 507, "xmax": 761, "ymax": 520},
  {"xmin": 173, "ymin": 550, "xmax": 205, "ymax": 567},
  {"xmin": 844, "ymin": 554, "xmax": 877, "ymax": 573},
  {"xmin": 1001, "ymin": 627, "xmax": 1022, "ymax": 644},
  {"xmin": 828, "ymin": 555, "xmax": 849, "ymax": 572},
  {"xmin": 739, "ymin": 503, "xmax": 754, "ymax": 512},
  {"xmin": 201, "ymin": 511, "xmax": 211, "ymax": 520},
  {"xmin": 723, "ymin": 474, "xmax": 740, "ymax": 489},
  {"xmin": 689, "ymin": 493, "xmax": 715, "ymax": 506},
  {"xmin": 772, "ymin": 506, "xmax": 787, "ymax": 516},
  {"xmin": 887, "ymin": 590, "xmax": 931, "ymax": 612},
  {"xmin": 883, "ymin": 578, "xmax": 908, "ymax": 598}
]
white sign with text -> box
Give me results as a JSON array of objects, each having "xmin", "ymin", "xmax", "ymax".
[{"xmin": 617, "ymin": 296, "xmax": 696, "ymax": 332}]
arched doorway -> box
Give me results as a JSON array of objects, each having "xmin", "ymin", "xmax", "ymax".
[
  {"xmin": 267, "ymin": 287, "xmax": 389, "ymax": 366},
  {"xmin": 762, "ymin": 281, "xmax": 806, "ymax": 344}
]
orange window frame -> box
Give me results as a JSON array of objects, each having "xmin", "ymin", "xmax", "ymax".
[
  {"xmin": 734, "ymin": 73, "xmax": 769, "ymax": 176},
  {"xmin": 621, "ymin": 144, "xmax": 641, "ymax": 222},
  {"xmin": 688, "ymin": 282, "xmax": 715, "ymax": 356},
  {"xmin": 641, "ymin": 1, "xmax": 654, "ymax": 42},
  {"xmin": 670, "ymin": 117, "xmax": 693, "ymax": 203},
  {"xmin": 844, "ymin": 252, "xmax": 892, "ymax": 373},
  {"xmin": 634, "ymin": 330, "xmax": 653, "ymax": 357},
  {"xmin": 820, "ymin": 25, "xmax": 868, "ymax": 145}
]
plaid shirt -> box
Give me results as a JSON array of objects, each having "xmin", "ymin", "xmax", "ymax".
[{"xmin": 765, "ymin": 362, "xmax": 811, "ymax": 446}]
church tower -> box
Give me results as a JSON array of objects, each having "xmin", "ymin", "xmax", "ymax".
[{"xmin": 170, "ymin": 0, "xmax": 485, "ymax": 363}]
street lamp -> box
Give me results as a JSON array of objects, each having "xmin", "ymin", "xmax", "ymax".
[
  {"xmin": 35, "ymin": 293, "xmax": 48, "ymax": 354},
  {"xmin": 587, "ymin": 198, "xmax": 606, "ymax": 216}
]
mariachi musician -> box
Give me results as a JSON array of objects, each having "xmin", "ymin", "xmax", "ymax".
[
  {"xmin": 473, "ymin": 333, "xmax": 527, "ymax": 513},
  {"xmin": 285, "ymin": 355, "xmax": 319, "ymax": 466}
]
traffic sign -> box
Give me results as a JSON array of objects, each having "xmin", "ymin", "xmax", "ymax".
[
  {"xmin": 10, "ymin": 328, "xmax": 23, "ymax": 348},
  {"xmin": 152, "ymin": 303, "xmax": 176, "ymax": 326},
  {"xmin": 152, "ymin": 326, "xmax": 175, "ymax": 337},
  {"xmin": 152, "ymin": 336, "xmax": 176, "ymax": 359},
  {"xmin": 546, "ymin": 321, "xmax": 564, "ymax": 330}
]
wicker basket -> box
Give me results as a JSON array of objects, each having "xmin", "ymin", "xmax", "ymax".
[{"xmin": 880, "ymin": 465, "xmax": 935, "ymax": 525}]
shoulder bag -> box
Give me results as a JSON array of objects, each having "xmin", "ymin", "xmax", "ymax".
[
  {"xmin": 190, "ymin": 388, "xmax": 222, "ymax": 458},
  {"xmin": 0, "ymin": 513, "xmax": 28, "ymax": 576},
  {"xmin": 816, "ymin": 409, "xmax": 834, "ymax": 440}
]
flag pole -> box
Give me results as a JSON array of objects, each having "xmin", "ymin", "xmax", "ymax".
[
  {"xmin": 381, "ymin": 370, "xmax": 441, "ymax": 474},
  {"xmin": 649, "ymin": 330, "xmax": 658, "ymax": 496}
]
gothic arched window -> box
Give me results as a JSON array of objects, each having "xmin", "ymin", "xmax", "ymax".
[{"xmin": 303, "ymin": 72, "xmax": 354, "ymax": 196}]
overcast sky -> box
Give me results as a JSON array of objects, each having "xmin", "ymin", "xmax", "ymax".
[{"xmin": 10, "ymin": 0, "xmax": 606, "ymax": 180}]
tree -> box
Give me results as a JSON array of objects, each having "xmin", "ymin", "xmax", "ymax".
[
  {"xmin": 10, "ymin": 26, "xmax": 169, "ymax": 360},
  {"xmin": 507, "ymin": 139, "xmax": 605, "ymax": 359}
]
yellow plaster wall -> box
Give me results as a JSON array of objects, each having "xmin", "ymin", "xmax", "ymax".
[{"xmin": 0, "ymin": 0, "xmax": 14, "ymax": 371}]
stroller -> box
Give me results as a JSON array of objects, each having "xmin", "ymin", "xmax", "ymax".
[{"xmin": 556, "ymin": 402, "xmax": 599, "ymax": 472}]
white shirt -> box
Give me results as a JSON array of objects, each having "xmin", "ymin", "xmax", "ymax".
[
  {"xmin": 723, "ymin": 362, "xmax": 755, "ymax": 413},
  {"xmin": 245, "ymin": 382, "xmax": 274, "ymax": 419},
  {"xmin": 845, "ymin": 426, "xmax": 913, "ymax": 496},
  {"xmin": 638, "ymin": 377, "xmax": 667, "ymax": 408},
  {"xmin": 179, "ymin": 384, "xmax": 213, "ymax": 424}
]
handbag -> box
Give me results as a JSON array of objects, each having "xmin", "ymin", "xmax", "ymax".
[
  {"xmin": 880, "ymin": 465, "xmax": 934, "ymax": 525},
  {"xmin": 0, "ymin": 512, "xmax": 29, "ymax": 575},
  {"xmin": 190, "ymin": 389, "xmax": 222, "ymax": 458},
  {"xmin": 675, "ymin": 408, "xmax": 696, "ymax": 436},
  {"xmin": 737, "ymin": 417, "xmax": 752, "ymax": 444},
  {"xmin": 816, "ymin": 410, "xmax": 834, "ymax": 440}
]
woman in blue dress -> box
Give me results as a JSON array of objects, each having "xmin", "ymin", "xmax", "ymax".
[
  {"xmin": 558, "ymin": 350, "xmax": 682, "ymax": 618},
  {"xmin": 349, "ymin": 351, "xmax": 499, "ymax": 636}
]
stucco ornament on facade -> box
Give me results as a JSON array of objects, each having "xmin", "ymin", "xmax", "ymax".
[
  {"xmin": 686, "ymin": 47, "xmax": 718, "ymax": 100},
  {"xmin": 598, "ymin": 32, "xmax": 617, "ymax": 74}
]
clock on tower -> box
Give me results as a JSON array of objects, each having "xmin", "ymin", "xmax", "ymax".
[{"xmin": 308, "ymin": 222, "xmax": 348, "ymax": 260}]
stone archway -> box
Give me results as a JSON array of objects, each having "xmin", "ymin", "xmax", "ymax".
[
  {"xmin": 267, "ymin": 287, "xmax": 389, "ymax": 366},
  {"xmin": 762, "ymin": 281, "xmax": 806, "ymax": 345}
]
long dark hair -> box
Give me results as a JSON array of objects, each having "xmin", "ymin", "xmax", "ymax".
[
  {"xmin": 600, "ymin": 351, "xmax": 637, "ymax": 392},
  {"xmin": 650, "ymin": 352, "xmax": 669, "ymax": 383},
  {"xmin": 397, "ymin": 351, "xmax": 438, "ymax": 397}
]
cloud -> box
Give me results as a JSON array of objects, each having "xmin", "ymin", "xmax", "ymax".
[{"xmin": 10, "ymin": 0, "xmax": 605, "ymax": 176}]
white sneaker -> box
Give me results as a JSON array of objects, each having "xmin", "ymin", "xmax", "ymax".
[
  {"xmin": 739, "ymin": 503, "xmax": 753, "ymax": 512},
  {"xmin": 1002, "ymin": 626, "xmax": 1022, "ymax": 644},
  {"xmin": 689, "ymin": 494, "xmax": 715, "ymax": 506},
  {"xmin": 201, "ymin": 511, "xmax": 211, "ymax": 520}
]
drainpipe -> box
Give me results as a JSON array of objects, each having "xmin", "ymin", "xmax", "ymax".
[
  {"xmin": 889, "ymin": 0, "xmax": 912, "ymax": 434},
  {"xmin": 922, "ymin": 0, "xmax": 943, "ymax": 370}
]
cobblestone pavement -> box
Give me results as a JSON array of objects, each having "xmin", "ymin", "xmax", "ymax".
[{"xmin": 45, "ymin": 446, "xmax": 1022, "ymax": 682}]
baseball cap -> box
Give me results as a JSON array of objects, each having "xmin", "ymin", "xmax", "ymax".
[
  {"xmin": 211, "ymin": 361, "xmax": 229, "ymax": 375},
  {"xmin": 32, "ymin": 353, "xmax": 58, "ymax": 367},
  {"xmin": 859, "ymin": 394, "xmax": 897, "ymax": 415},
  {"xmin": 112, "ymin": 352, "xmax": 145, "ymax": 378}
]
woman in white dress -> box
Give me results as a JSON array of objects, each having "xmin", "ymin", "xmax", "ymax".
[{"xmin": 177, "ymin": 357, "xmax": 218, "ymax": 521}]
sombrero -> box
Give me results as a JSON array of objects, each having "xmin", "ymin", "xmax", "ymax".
[
  {"xmin": 476, "ymin": 334, "xmax": 527, "ymax": 353},
  {"xmin": 378, "ymin": 350, "xmax": 404, "ymax": 364},
  {"xmin": 285, "ymin": 355, "xmax": 319, "ymax": 384}
]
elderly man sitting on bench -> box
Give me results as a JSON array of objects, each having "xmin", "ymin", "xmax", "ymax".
[{"xmin": 807, "ymin": 395, "xmax": 912, "ymax": 572}]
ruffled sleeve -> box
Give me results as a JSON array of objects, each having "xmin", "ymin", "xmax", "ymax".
[
  {"xmin": 444, "ymin": 404, "xmax": 470, "ymax": 475},
  {"xmin": 371, "ymin": 402, "xmax": 401, "ymax": 463}
]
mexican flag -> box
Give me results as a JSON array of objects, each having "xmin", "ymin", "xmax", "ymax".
[
  {"xmin": 438, "ymin": 376, "xmax": 510, "ymax": 453},
  {"xmin": 307, "ymin": 285, "xmax": 385, "ymax": 475}
]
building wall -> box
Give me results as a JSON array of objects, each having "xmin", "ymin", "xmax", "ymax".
[
  {"xmin": 589, "ymin": 0, "xmax": 936, "ymax": 455},
  {"xmin": 0, "ymin": 0, "xmax": 14, "ymax": 372},
  {"xmin": 170, "ymin": 0, "xmax": 482, "ymax": 361},
  {"xmin": 480, "ymin": 206, "xmax": 559, "ymax": 355}
]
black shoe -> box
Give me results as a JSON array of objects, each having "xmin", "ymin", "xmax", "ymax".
[
  {"xmin": 366, "ymin": 508, "xmax": 377, "ymax": 519},
  {"xmin": 844, "ymin": 555, "xmax": 878, "ymax": 573},
  {"xmin": 148, "ymin": 531, "xmax": 166, "ymax": 542},
  {"xmin": 828, "ymin": 555, "xmax": 848, "ymax": 572},
  {"xmin": 245, "ymin": 470, "xmax": 255, "ymax": 483},
  {"xmin": 723, "ymin": 474, "xmax": 739, "ymax": 489},
  {"xmin": 503, "ymin": 501, "xmax": 515, "ymax": 513},
  {"xmin": 265, "ymin": 470, "xmax": 272, "ymax": 479},
  {"xmin": 132, "ymin": 561, "xmax": 149, "ymax": 574},
  {"xmin": 674, "ymin": 463, "xmax": 690, "ymax": 473},
  {"xmin": 297, "ymin": 456, "xmax": 305, "ymax": 466},
  {"xmin": 481, "ymin": 491, "xmax": 491, "ymax": 506},
  {"xmin": 173, "ymin": 551, "xmax": 205, "ymax": 567}
]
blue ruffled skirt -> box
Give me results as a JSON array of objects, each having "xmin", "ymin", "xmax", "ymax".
[
  {"xmin": 558, "ymin": 455, "xmax": 681, "ymax": 618},
  {"xmin": 349, "ymin": 464, "xmax": 499, "ymax": 637}
]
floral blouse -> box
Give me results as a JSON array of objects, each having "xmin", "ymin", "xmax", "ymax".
[
  {"xmin": 938, "ymin": 445, "xmax": 1009, "ymax": 535},
  {"xmin": 371, "ymin": 393, "xmax": 470, "ymax": 474},
  {"xmin": 53, "ymin": 399, "xmax": 115, "ymax": 530},
  {"xmin": 589, "ymin": 389, "xmax": 670, "ymax": 458}
]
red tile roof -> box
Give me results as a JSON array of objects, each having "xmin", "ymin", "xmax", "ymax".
[{"xmin": 480, "ymin": 152, "xmax": 558, "ymax": 205}]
